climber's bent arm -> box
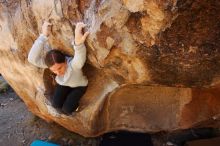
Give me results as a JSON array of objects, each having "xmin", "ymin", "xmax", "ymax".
[{"xmin": 28, "ymin": 34, "xmax": 48, "ymax": 68}]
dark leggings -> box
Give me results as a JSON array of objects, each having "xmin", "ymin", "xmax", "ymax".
[{"xmin": 52, "ymin": 84, "xmax": 87, "ymax": 115}]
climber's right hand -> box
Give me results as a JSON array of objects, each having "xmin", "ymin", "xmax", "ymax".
[
  {"xmin": 74, "ymin": 22, "xmax": 89, "ymax": 46},
  {"xmin": 41, "ymin": 21, "xmax": 52, "ymax": 37}
]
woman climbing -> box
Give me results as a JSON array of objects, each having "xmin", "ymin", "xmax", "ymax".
[{"xmin": 28, "ymin": 21, "xmax": 89, "ymax": 115}]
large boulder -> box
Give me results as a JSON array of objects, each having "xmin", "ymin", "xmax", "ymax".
[{"xmin": 0, "ymin": 0, "xmax": 220, "ymax": 137}]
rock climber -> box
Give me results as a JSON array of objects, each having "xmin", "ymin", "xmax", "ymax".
[{"xmin": 28, "ymin": 21, "xmax": 89, "ymax": 115}]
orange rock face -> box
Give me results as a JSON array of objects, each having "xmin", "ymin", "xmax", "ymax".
[{"xmin": 0, "ymin": 0, "xmax": 220, "ymax": 137}]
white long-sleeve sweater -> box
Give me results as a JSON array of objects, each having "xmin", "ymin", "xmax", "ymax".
[{"xmin": 28, "ymin": 34, "xmax": 88, "ymax": 87}]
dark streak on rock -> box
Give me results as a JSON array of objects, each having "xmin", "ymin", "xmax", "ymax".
[{"xmin": 138, "ymin": 0, "xmax": 220, "ymax": 87}]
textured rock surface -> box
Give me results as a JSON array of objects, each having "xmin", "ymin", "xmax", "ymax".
[{"xmin": 0, "ymin": 0, "xmax": 220, "ymax": 137}]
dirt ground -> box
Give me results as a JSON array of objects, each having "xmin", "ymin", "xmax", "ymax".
[{"xmin": 0, "ymin": 87, "xmax": 99, "ymax": 146}]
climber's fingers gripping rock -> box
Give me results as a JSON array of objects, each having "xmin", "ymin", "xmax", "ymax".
[
  {"xmin": 74, "ymin": 22, "xmax": 90, "ymax": 46},
  {"xmin": 41, "ymin": 21, "xmax": 52, "ymax": 37}
]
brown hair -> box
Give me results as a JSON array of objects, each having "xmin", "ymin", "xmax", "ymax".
[{"xmin": 45, "ymin": 50, "xmax": 66, "ymax": 67}]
